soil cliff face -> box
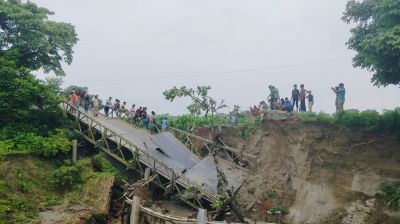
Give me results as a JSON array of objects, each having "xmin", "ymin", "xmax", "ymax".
[{"xmin": 219, "ymin": 111, "xmax": 400, "ymax": 224}]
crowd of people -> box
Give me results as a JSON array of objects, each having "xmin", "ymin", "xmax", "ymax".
[
  {"xmin": 67, "ymin": 89, "xmax": 170, "ymax": 133},
  {"xmin": 267, "ymin": 84, "xmax": 315, "ymax": 112},
  {"xmin": 248, "ymin": 82, "xmax": 346, "ymax": 118},
  {"xmin": 67, "ymin": 82, "xmax": 346, "ymax": 130}
]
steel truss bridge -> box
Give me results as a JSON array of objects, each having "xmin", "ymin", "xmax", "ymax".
[{"xmin": 61, "ymin": 102, "xmax": 250, "ymax": 209}]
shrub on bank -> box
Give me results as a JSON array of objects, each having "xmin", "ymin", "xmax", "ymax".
[
  {"xmin": 299, "ymin": 108, "xmax": 400, "ymax": 136},
  {"xmin": 0, "ymin": 127, "xmax": 72, "ymax": 157},
  {"xmin": 50, "ymin": 163, "xmax": 83, "ymax": 193}
]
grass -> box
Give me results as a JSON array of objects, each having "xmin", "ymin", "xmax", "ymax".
[
  {"xmin": 0, "ymin": 153, "xmax": 122, "ymax": 223},
  {"xmin": 0, "ymin": 155, "xmax": 62, "ymax": 223}
]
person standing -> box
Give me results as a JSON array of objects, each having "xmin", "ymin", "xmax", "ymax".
[
  {"xmin": 307, "ymin": 91, "xmax": 314, "ymax": 112},
  {"xmin": 130, "ymin": 104, "xmax": 136, "ymax": 123},
  {"xmin": 299, "ymin": 84, "xmax": 307, "ymax": 112},
  {"xmin": 148, "ymin": 111, "xmax": 158, "ymax": 133},
  {"xmin": 92, "ymin": 95, "xmax": 99, "ymax": 117},
  {"xmin": 71, "ymin": 91, "xmax": 79, "ymax": 107},
  {"xmin": 268, "ymin": 85, "xmax": 280, "ymax": 110},
  {"xmin": 161, "ymin": 117, "xmax": 169, "ymax": 132},
  {"xmin": 291, "ymin": 84, "xmax": 300, "ymax": 111},
  {"xmin": 121, "ymin": 101, "xmax": 127, "ymax": 117},
  {"xmin": 135, "ymin": 107, "xmax": 142, "ymax": 124},
  {"xmin": 78, "ymin": 91, "xmax": 85, "ymax": 107},
  {"xmin": 113, "ymin": 99, "xmax": 120, "ymax": 118},
  {"xmin": 84, "ymin": 93, "xmax": 90, "ymax": 113},
  {"xmin": 331, "ymin": 86, "xmax": 339, "ymax": 111},
  {"xmin": 104, "ymin": 97, "xmax": 112, "ymax": 117},
  {"xmin": 337, "ymin": 83, "xmax": 346, "ymax": 111},
  {"xmin": 141, "ymin": 107, "xmax": 148, "ymax": 127}
]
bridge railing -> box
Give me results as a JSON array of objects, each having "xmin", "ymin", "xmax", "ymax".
[
  {"xmin": 61, "ymin": 102, "xmax": 217, "ymax": 207},
  {"xmin": 169, "ymin": 127, "xmax": 256, "ymax": 163}
]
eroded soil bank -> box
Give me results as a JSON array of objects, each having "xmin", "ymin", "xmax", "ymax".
[{"xmin": 218, "ymin": 111, "xmax": 400, "ymax": 224}]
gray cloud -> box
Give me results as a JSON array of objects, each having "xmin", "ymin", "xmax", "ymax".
[{"xmin": 34, "ymin": 0, "xmax": 399, "ymax": 115}]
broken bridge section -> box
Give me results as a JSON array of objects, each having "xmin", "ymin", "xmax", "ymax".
[{"xmin": 61, "ymin": 102, "xmax": 247, "ymax": 208}]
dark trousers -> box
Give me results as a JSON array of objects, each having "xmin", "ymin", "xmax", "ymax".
[
  {"xmin": 300, "ymin": 99, "xmax": 306, "ymax": 112},
  {"xmin": 292, "ymin": 98, "xmax": 299, "ymax": 111},
  {"xmin": 104, "ymin": 106, "xmax": 110, "ymax": 116}
]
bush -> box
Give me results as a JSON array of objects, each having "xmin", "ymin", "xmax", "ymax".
[
  {"xmin": 238, "ymin": 118, "xmax": 261, "ymax": 139},
  {"xmin": 50, "ymin": 164, "xmax": 83, "ymax": 193},
  {"xmin": 299, "ymin": 108, "xmax": 400, "ymax": 136},
  {"xmin": 0, "ymin": 127, "xmax": 71, "ymax": 156},
  {"xmin": 168, "ymin": 114, "xmax": 229, "ymax": 132},
  {"xmin": 334, "ymin": 110, "xmax": 381, "ymax": 131},
  {"xmin": 0, "ymin": 197, "xmax": 37, "ymax": 223},
  {"xmin": 381, "ymin": 184, "xmax": 400, "ymax": 210}
]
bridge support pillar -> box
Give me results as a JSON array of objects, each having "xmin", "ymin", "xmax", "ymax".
[
  {"xmin": 197, "ymin": 208, "xmax": 207, "ymax": 224},
  {"xmin": 130, "ymin": 196, "xmax": 141, "ymax": 224},
  {"xmin": 144, "ymin": 167, "xmax": 151, "ymax": 180},
  {"xmin": 72, "ymin": 139, "xmax": 77, "ymax": 163}
]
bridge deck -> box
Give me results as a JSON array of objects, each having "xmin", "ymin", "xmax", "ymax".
[{"xmin": 67, "ymin": 106, "xmax": 246, "ymax": 198}]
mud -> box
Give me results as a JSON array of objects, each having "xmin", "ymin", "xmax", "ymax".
[{"xmin": 218, "ymin": 111, "xmax": 400, "ymax": 223}]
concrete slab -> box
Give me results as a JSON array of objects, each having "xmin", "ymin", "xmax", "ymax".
[{"xmin": 182, "ymin": 155, "xmax": 247, "ymax": 194}]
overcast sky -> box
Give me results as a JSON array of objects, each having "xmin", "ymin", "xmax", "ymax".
[{"xmin": 33, "ymin": 0, "xmax": 399, "ymax": 115}]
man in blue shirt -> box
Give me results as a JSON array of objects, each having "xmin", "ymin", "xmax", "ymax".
[{"xmin": 337, "ymin": 83, "xmax": 346, "ymax": 111}]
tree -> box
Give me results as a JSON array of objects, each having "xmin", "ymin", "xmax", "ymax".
[
  {"xmin": 343, "ymin": 0, "xmax": 400, "ymax": 86},
  {"xmin": 44, "ymin": 76, "xmax": 64, "ymax": 93},
  {"xmin": 0, "ymin": 0, "xmax": 78, "ymax": 76},
  {"xmin": 63, "ymin": 85, "xmax": 88, "ymax": 95},
  {"xmin": 163, "ymin": 86, "xmax": 227, "ymax": 117},
  {"xmin": 0, "ymin": 0, "xmax": 78, "ymax": 125}
]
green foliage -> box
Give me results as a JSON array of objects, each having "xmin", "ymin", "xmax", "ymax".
[
  {"xmin": 44, "ymin": 76, "xmax": 64, "ymax": 93},
  {"xmin": 143, "ymin": 199, "xmax": 153, "ymax": 208},
  {"xmin": 163, "ymin": 86, "xmax": 227, "ymax": 117},
  {"xmin": 170, "ymin": 114, "xmax": 229, "ymax": 132},
  {"xmin": 0, "ymin": 156, "xmax": 62, "ymax": 223},
  {"xmin": 270, "ymin": 205, "xmax": 288, "ymax": 215},
  {"xmin": 267, "ymin": 191, "xmax": 278, "ymax": 199},
  {"xmin": 0, "ymin": 1, "xmax": 77, "ymax": 158},
  {"xmin": 211, "ymin": 195, "xmax": 228, "ymax": 209},
  {"xmin": 63, "ymin": 85, "xmax": 88, "ymax": 95},
  {"xmin": 299, "ymin": 108, "xmax": 400, "ymax": 136},
  {"xmin": 238, "ymin": 118, "xmax": 261, "ymax": 139},
  {"xmin": 381, "ymin": 184, "xmax": 400, "ymax": 210},
  {"xmin": 0, "ymin": 197, "xmax": 37, "ymax": 223},
  {"xmin": 50, "ymin": 163, "xmax": 83, "ymax": 193},
  {"xmin": 0, "ymin": 128, "xmax": 72, "ymax": 157},
  {"xmin": 300, "ymin": 112, "xmax": 334, "ymax": 124},
  {"xmin": 343, "ymin": 0, "xmax": 400, "ymax": 86},
  {"xmin": 0, "ymin": 0, "xmax": 78, "ymax": 76},
  {"xmin": 90, "ymin": 154, "xmax": 124, "ymax": 183}
]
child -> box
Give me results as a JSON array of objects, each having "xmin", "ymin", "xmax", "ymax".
[{"xmin": 307, "ymin": 91, "xmax": 314, "ymax": 112}]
